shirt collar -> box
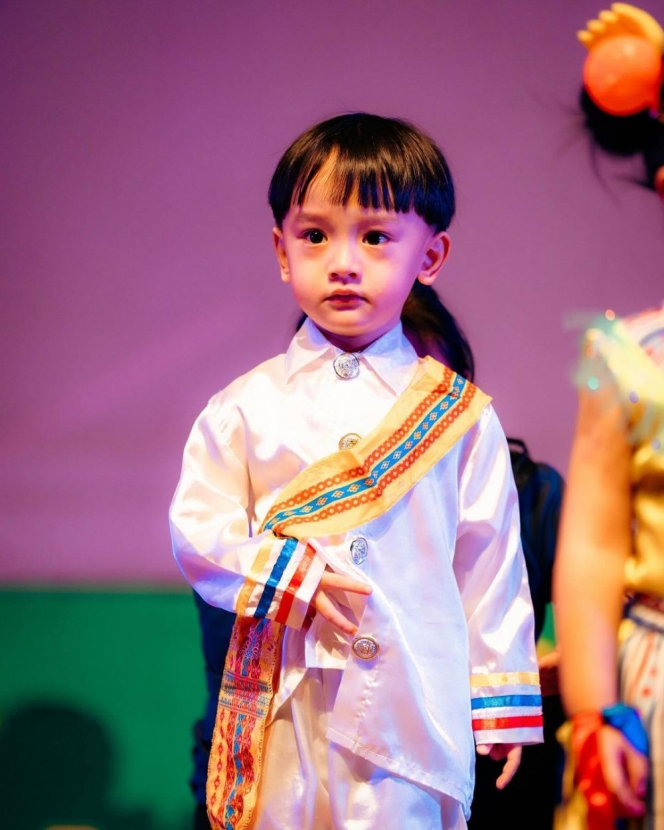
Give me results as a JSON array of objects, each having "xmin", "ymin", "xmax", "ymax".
[{"xmin": 284, "ymin": 318, "xmax": 419, "ymax": 395}]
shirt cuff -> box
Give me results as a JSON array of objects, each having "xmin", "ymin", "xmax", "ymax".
[
  {"xmin": 470, "ymin": 671, "xmax": 544, "ymax": 746},
  {"xmin": 237, "ymin": 536, "xmax": 325, "ymax": 629}
]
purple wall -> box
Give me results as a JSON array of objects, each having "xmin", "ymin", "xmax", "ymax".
[{"xmin": 2, "ymin": 0, "xmax": 662, "ymax": 583}]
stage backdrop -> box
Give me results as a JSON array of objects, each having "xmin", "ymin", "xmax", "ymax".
[{"xmin": 2, "ymin": 0, "xmax": 662, "ymax": 584}]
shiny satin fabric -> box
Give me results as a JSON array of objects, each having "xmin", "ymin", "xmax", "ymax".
[
  {"xmin": 252, "ymin": 668, "xmax": 468, "ymax": 830},
  {"xmin": 170, "ymin": 320, "xmax": 542, "ymax": 819}
]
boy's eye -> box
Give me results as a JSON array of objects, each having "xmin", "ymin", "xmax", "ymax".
[
  {"xmin": 303, "ymin": 229, "xmax": 325, "ymax": 244},
  {"xmin": 364, "ymin": 231, "xmax": 389, "ymax": 245}
]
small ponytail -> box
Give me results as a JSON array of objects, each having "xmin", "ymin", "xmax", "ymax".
[{"xmin": 401, "ymin": 282, "xmax": 475, "ymax": 382}]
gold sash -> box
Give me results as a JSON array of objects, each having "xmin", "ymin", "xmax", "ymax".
[{"xmin": 207, "ymin": 357, "xmax": 490, "ymax": 829}]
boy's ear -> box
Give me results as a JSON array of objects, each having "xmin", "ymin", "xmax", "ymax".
[
  {"xmin": 417, "ymin": 231, "xmax": 451, "ymax": 286},
  {"xmin": 273, "ymin": 228, "xmax": 290, "ymax": 283}
]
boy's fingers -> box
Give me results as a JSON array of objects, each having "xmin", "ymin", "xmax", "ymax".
[
  {"xmin": 314, "ymin": 591, "xmax": 358, "ymax": 636},
  {"xmin": 495, "ymin": 746, "xmax": 521, "ymax": 790},
  {"xmin": 477, "ymin": 745, "xmax": 522, "ymax": 790},
  {"xmin": 319, "ymin": 571, "xmax": 372, "ymax": 595},
  {"xmin": 310, "ymin": 569, "xmax": 370, "ymax": 635}
]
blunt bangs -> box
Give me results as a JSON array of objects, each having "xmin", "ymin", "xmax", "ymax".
[{"xmin": 268, "ymin": 113, "xmax": 455, "ymax": 232}]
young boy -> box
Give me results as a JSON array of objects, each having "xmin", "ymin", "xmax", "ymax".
[{"xmin": 170, "ymin": 113, "xmax": 543, "ymax": 830}]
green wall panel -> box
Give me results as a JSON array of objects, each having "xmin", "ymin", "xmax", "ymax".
[
  {"xmin": 0, "ymin": 589, "xmax": 205, "ymax": 830},
  {"xmin": 0, "ymin": 589, "xmax": 557, "ymax": 830}
]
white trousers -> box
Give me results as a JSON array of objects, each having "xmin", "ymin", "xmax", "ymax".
[{"xmin": 249, "ymin": 667, "xmax": 467, "ymax": 830}]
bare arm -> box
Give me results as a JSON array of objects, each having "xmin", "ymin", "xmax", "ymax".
[
  {"xmin": 554, "ymin": 388, "xmax": 647, "ymax": 816},
  {"xmin": 554, "ymin": 387, "xmax": 631, "ymax": 713}
]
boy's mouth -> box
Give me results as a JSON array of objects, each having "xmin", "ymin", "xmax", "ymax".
[{"xmin": 326, "ymin": 291, "xmax": 365, "ymax": 308}]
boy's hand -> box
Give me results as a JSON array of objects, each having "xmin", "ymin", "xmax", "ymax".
[
  {"xmin": 476, "ymin": 743, "xmax": 522, "ymax": 789},
  {"xmin": 309, "ymin": 570, "xmax": 372, "ymax": 636}
]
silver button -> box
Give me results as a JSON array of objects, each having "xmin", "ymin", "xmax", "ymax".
[
  {"xmin": 350, "ymin": 537, "xmax": 368, "ymax": 565},
  {"xmin": 352, "ymin": 636, "xmax": 379, "ymax": 660},
  {"xmin": 338, "ymin": 433, "xmax": 361, "ymax": 451},
  {"xmin": 333, "ymin": 353, "xmax": 360, "ymax": 379}
]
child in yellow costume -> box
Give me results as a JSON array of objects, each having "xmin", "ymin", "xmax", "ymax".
[
  {"xmin": 554, "ymin": 6, "xmax": 664, "ymax": 829},
  {"xmin": 555, "ymin": 305, "xmax": 664, "ymax": 829}
]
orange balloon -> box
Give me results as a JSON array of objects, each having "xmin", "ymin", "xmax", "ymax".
[{"xmin": 583, "ymin": 34, "xmax": 663, "ymax": 116}]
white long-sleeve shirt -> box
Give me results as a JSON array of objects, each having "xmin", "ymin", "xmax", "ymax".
[{"xmin": 170, "ymin": 319, "xmax": 542, "ymax": 813}]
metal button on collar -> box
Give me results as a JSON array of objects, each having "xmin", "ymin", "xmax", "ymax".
[
  {"xmin": 333, "ymin": 353, "xmax": 360, "ymax": 379},
  {"xmin": 352, "ymin": 636, "xmax": 379, "ymax": 660},
  {"xmin": 350, "ymin": 537, "xmax": 368, "ymax": 565},
  {"xmin": 338, "ymin": 433, "xmax": 361, "ymax": 451}
]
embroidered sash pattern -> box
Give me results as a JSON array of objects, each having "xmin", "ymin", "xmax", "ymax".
[
  {"xmin": 470, "ymin": 672, "xmax": 543, "ymax": 737},
  {"xmin": 207, "ymin": 617, "xmax": 281, "ymax": 830}
]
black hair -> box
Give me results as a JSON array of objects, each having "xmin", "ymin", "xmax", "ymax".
[
  {"xmin": 579, "ymin": 88, "xmax": 664, "ymax": 194},
  {"xmin": 294, "ymin": 282, "xmax": 475, "ymax": 382},
  {"xmin": 401, "ymin": 282, "xmax": 475, "ymax": 381},
  {"xmin": 269, "ymin": 112, "xmax": 455, "ymax": 232}
]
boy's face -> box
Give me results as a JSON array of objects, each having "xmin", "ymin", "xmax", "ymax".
[{"xmin": 273, "ymin": 164, "xmax": 450, "ymax": 352}]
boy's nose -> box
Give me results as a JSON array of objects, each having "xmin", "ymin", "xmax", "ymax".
[{"xmin": 328, "ymin": 241, "xmax": 361, "ymax": 281}]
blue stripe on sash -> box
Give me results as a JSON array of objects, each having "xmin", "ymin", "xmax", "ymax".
[
  {"xmin": 254, "ymin": 537, "xmax": 298, "ymax": 618},
  {"xmin": 470, "ymin": 694, "xmax": 542, "ymax": 710}
]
